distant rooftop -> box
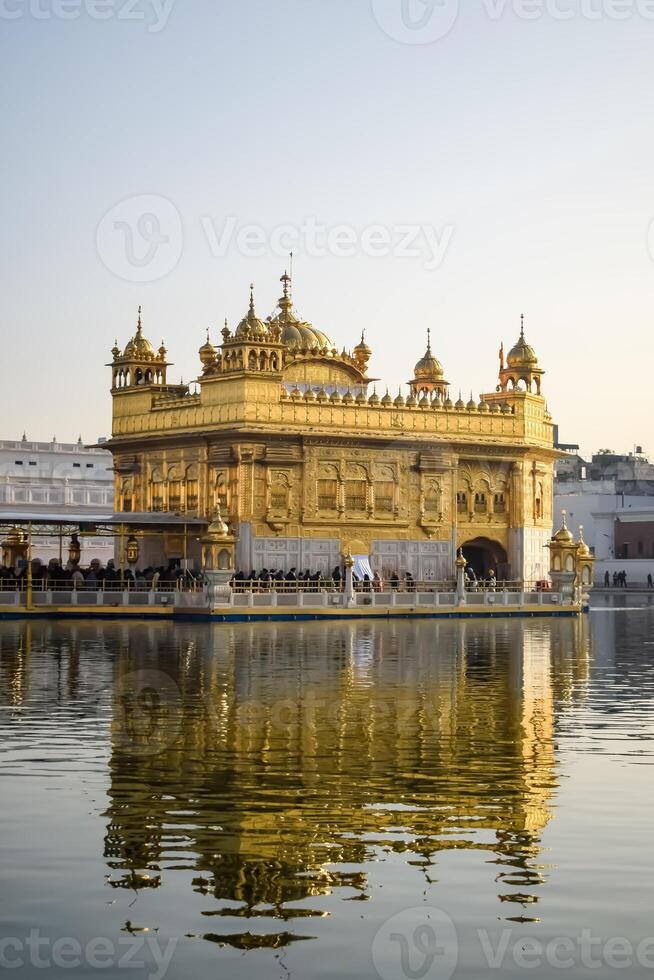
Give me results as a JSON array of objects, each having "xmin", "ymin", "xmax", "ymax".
[{"xmin": 0, "ymin": 437, "xmax": 111, "ymax": 454}]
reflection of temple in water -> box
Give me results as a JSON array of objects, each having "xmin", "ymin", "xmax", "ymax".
[
  {"xmin": 89, "ymin": 617, "xmax": 592, "ymax": 925},
  {"xmin": 0, "ymin": 617, "xmax": 593, "ymax": 943}
]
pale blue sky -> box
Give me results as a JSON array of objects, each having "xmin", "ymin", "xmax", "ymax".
[{"xmin": 2, "ymin": 0, "xmax": 653, "ymax": 456}]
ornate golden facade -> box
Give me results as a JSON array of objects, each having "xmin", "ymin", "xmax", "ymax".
[{"xmin": 106, "ymin": 276, "xmax": 558, "ymax": 580}]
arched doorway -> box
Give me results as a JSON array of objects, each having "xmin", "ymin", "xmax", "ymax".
[{"xmin": 462, "ymin": 537, "xmax": 510, "ymax": 580}]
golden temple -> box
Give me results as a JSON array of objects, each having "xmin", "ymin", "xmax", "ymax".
[{"xmin": 106, "ymin": 276, "xmax": 559, "ymax": 582}]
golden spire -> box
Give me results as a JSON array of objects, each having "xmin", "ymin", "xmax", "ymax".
[
  {"xmin": 279, "ymin": 269, "xmax": 293, "ymax": 318},
  {"xmin": 136, "ymin": 305, "xmax": 143, "ymax": 334}
]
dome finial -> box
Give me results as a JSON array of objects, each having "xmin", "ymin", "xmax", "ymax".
[
  {"xmin": 427, "ymin": 327, "xmax": 432, "ymax": 352},
  {"xmin": 137, "ymin": 305, "xmax": 142, "ymax": 332},
  {"xmin": 249, "ymin": 284, "xmax": 255, "ymax": 314},
  {"xmin": 520, "ymin": 313, "xmax": 525, "ymax": 339}
]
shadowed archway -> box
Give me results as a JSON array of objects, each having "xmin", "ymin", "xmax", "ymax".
[{"xmin": 462, "ymin": 537, "xmax": 510, "ymax": 580}]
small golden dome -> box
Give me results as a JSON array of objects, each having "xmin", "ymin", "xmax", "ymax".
[
  {"xmin": 236, "ymin": 285, "xmax": 268, "ymax": 339},
  {"xmin": 552, "ymin": 514, "xmax": 574, "ymax": 543},
  {"xmin": 330, "ymin": 390, "xmax": 343, "ymax": 404},
  {"xmin": 199, "ymin": 330, "xmax": 216, "ymax": 368},
  {"xmin": 577, "ymin": 527, "xmax": 590, "ymax": 555},
  {"xmin": 413, "ymin": 330, "xmax": 444, "ymax": 381},
  {"xmin": 342, "ymin": 390, "xmax": 355, "ymax": 405},
  {"xmin": 381, "ymin": 390, "xmax": 392, "ymax": 407},
  {"xmin": 368, "ymin": 389, "xmax": 380, "ymax": 406},
  {"xmin": 507, "ymin": 316, "xmax": 539, "ymax": 368},
  {"xmin": 354, "ymin": 331, "xmax": 372, "ymax": 370},
  {"xmin": 394, "ymin": 391, "xmax": 405, "ymax": 407},
  {"xmin": 123, "ymin": 307, "xmax": 155, "ymax": 360},
  {"xmin": 455, "ymin": 393, "xmax": 466, "ymax": 410}
]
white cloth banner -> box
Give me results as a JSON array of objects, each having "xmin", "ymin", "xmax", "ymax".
[{"xmin": 353, "ymin": 555, "xmax": 374, "ymax": 580}]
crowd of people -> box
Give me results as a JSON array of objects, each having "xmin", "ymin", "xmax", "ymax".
[
  {"xmin": 605, "ymin": 570, "xmax": 629, "ymax": 588},
  {"xmin": 604, "ymin": 570, "xmax": 654, "ymax": 589},
  {"xmin": 231, "ymin": 567, "xmax": 424, "ymax": 593},
  {"xmin": 0, "ymin": 558, "xmax": 193, "ymax": 590}
]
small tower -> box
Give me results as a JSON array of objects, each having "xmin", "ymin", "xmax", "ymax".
[
  {"xmin": 499, "ymin": 315, "xmax": 544, "ymax": 395},
  {"xmin": 547, "ymin": 512, "xmax": 594, "ymax": 604},
  {"xmin": 408, "ymin": 330, "xmax": 449, "ymax": 399},
  {"xmin": 219, "ymin": 285, "xmax": 285, "ymax": 376},
  {"xmin": 198, "ymin": 329, "xmax": 218, "ymax": 376},
  {"xmin": 353, "ymin": 332, "xmax": 372, "ymax": 374},
  {"xmin": 109, "ymin": 307, "xmax": 171, "ymax": 389},
  {"xmin": 575, "ymin": 526, "xmax": 596, "ymax": 594}
]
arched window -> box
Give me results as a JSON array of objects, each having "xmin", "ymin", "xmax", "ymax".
[
  {"xmin": 186, "ymin": 464, "xmax": 200, "ymax": 512},
  {"xmin": 424, "ymin": 480, "xmax": 441, "ymax": 516},
  {"xmin": 121, "ymin": 478, "xmax": 134, "ymax": 513},
  {"xmin": 248, "ymin": 351, "xmax": 257, "ymax": 371},
  {"xmin": 345, "ymin": 464, "xmax": 368, "ymax": 512},
  {"xmin": 214, "ymin": 472, "xmax": 228, "ymax": 513},
  {"xmin": 168, "ymin": 467, "xmax": 182, "ymax": 512},
  {"xmin": 270, "ymin": 472, "xmax": 290, "ymax": 512},
  {"xmin": 317, "ymin": 464, "xmax": 339, "ymax": 511},
  {"xmin": 151, "ymin": 469, "xmax": 165, "ymax": 512}
]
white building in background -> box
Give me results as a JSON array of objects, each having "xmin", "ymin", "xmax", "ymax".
[
  {"xmin": 0, "ymin": 436, "xmax": 115, "ymax": 564},
  {"xmin": 554, "ymin": 448, "xmax": 654, "ymax": 584}
]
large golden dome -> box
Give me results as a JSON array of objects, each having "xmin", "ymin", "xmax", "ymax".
[{"xmin": 270, "ymin": 272, "xmax": 334, "ymax": 352}]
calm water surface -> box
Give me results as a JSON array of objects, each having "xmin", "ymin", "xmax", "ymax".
[{"xmin": 1, "ymin": 604, "xmax": 654, "ymax": 979}]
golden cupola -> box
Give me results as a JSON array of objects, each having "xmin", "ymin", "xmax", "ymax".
[
  {"xmin": 353, "ymin": 332, "xmax": 372, "ymax": 373},
  {"xmin": 269, "ymin": 272, "xmax": 334, "ymax": 352},
  {"xmin": 109, "ymin": 307, "xmax": 170, "ymax": 390},
  {"xmin": 499, "ymin": 315, "xmax": 544, "ymax": 395},
  {"xmin": 235, "ymin": 286, "xmax": 268, "ymax": 340},
  {"xmin": 408, "ymin": 329, "xmax": 449, "ymax": 399},
  {"xmin": 199, "ymin": 329, "xmax": 217, "ymax": 374}
]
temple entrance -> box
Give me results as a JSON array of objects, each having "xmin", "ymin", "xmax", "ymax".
[{"xmin": 462, "ymin": 537, "xmax": 510, "ymax": 580}]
